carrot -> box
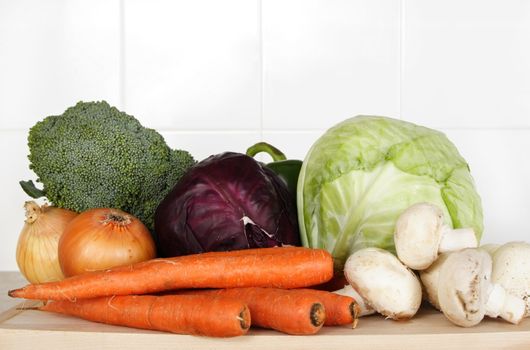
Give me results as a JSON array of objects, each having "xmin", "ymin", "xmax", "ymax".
[
  {"xmin": 182, "ymin": 287, "xmax": 358, "ymax": 330},
  {"xmin": 9, "ymin": 246, "xmax": 333, "ymax": 301},
  {"xmin": 181, "ymin": 287, "xmax": 326, "ymax": 335},
  {"xmin": 39, "ymin": 294, "xmax": 250, "ymax": 337},
  {"xmin": 295, "ymin": 289, "xmax": 359, "ymax": 327}
]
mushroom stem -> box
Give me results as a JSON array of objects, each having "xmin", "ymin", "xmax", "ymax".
[
  {"xmin": 490, "ymin": 241, "xmax": 530, "ymax": 317},
  {"xmin": 485, "ymin": 283, "xmax": 525, "ymax": 324},
  {"xmin": 394, "ymin": 202, "xmax": 478, "ymax": 270},
  {"xmin": 438, "ymin": 227, "xmax": 478, "ymax": 253}
]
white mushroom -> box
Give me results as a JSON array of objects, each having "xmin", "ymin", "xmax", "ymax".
[
  {"xmin": 343, "ymin": 247, "xmax": 422, "ymax": 320},
  {"xmin": 491, "ymin": 241, "xmax": 530, "ymax": 317},
  {"xmin": 394, "ymin": 202, "xmax": 478, "ymax": 270},
  {"xmin": 479, "ymin": 243, "xmax": 501, "ymax": 256},
  {"xmin": 419, "ymin": 252, "xmax": 451, "ymax": 311},
  {"xmin": 333, "ymin": 284, "xmax": 376, "ymax": 317},
  {"xmin": 437, "ymin": 248, "xmax": 525, "ymax": 327}
]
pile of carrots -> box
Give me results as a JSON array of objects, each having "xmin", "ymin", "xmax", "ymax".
[{"xmin": 8, "ymin": 246, "xmax": 360, "ymax": 337}]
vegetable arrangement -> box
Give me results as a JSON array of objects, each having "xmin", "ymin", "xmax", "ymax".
[
  {"xmin": 10, "ymin": 103, "xmax": 530, "ymax": 337},
  {"xmin": 11, "ymin": 247, "xmax": 352, "ymax": 336}
]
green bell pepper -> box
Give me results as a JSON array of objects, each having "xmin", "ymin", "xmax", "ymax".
[{"xmin": 246, "ymin": 142, "xmax": 302, "ymax": 206}]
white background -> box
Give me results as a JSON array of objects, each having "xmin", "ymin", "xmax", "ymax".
[{"xmin": 1, "ymin": 0, "xmax": 529, "ymax": 271}]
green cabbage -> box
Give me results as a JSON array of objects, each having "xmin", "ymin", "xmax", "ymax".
[{"xmin": 297, "ymin": 116, "xmax": 483, "ymax": 269}]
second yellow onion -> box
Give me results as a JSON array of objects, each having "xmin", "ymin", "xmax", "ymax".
[{"xmin": 58, "ymin": 208, "xmax": 156, "ymax": 277}]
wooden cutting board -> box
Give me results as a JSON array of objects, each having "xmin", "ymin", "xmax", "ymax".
[{"xmin": 1, "ymin": 301, "xmax": 529, "ymax": 350}]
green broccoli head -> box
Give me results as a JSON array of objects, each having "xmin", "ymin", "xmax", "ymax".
[{"xmin": 25, "ymin": 101, "xmax": 195, "ymax": 232}]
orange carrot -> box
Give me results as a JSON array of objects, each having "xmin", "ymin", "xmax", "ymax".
[
  {"xmin": 9, "ymin": 247, "xmax": 333, "ymax": 301},
  {"xmin": 295, "ymin": 289, "xmax": 359, "ymax": 326},
  {"xmin": 183, "ymin": 287, "xmax": 358, "ymax": 330},
  {"xmin": 39, "ymin": 294, "xmax": 250, "ymax": 337},
  {"xmin": 182, "ymin": 287, "xmax": 326, "ymax": 335}
]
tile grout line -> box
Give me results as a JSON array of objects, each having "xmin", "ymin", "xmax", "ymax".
[
  {"xmin": 119, "ymin": 0, "xmax": 126, "ymax": 110},
  {"xmin": 155, "ymin": 127, "xmax": 530, "ymax": 133},
  {"xmin": 399, "ymin": 0, "xmax": 405, "ymax": 120},
  {"xmin": 4, "ymin": 127, "xmax": 530, "ymax": 133},
  {"xmin": 258, "ymin": 0, "xmax": 264, "ymax": 142}
]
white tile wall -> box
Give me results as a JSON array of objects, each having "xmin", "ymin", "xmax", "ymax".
[
  {"xmin": 402, "ymin": 0, "xmax": 530, "ymax": 128},
  {"xmin": 0, "ymin": 131, "xmax": 36, "ymax": 271},
  {"xmin": 443, "ymin": 129, "xmax": 530, "ymax": 244},
  {"xmin": 124, "ymin": 0, "xmax": 261, "ymax": 130},
  {"xmin": 261, "ymin": 131, "xmax": 325, "ymax": 160},
  {"xmin": 1, "ymin": 0, "xmax": 530, "ymax": 271},
  {"xmin": 161, "ymin": 131, "xmax": 261, "ymax": 161},
  {"xmin": 0, "ymin": 0, "xmax": 122, "ymax": 129},
  {"xmin": 262, "ymin": 0, "xmax": 401, "ymax": 129}
]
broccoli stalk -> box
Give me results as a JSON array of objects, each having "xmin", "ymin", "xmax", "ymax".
[{"xmin": 21, "ymin": 101, "xmax": 196, "ymax": 233}]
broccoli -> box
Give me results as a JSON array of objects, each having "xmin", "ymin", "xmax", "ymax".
[{"xmin": 20, "ymin": 101, "xmax": 196, "ymax": 233}]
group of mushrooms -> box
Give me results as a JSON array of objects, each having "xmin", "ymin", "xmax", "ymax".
[{"xmin": 335, "ymin": 202, "xmax": 530, "ymax": 327}]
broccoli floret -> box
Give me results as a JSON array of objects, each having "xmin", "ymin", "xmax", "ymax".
[{"xmin": 22, "ymin": 101, "xmax": 195, "ymax": 232}]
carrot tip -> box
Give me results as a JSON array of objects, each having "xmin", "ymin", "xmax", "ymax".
[
  {"xmin": 310, "ymin": 303, "xmax": 325, "ymax": 328},
  {"xmin": 238, "ymin": 306, "xmax": 251, "ymax": 331},
  {"xmin": 352, "ymin": 317, "xmax": 359, "ymax": 329},
  {"xmin": 351, "ymin": 302, "xmax": 360, "ymax": 329},
  {"xmin": 8, "ymin": 289, "xmax": 20, "ymax": 298}
]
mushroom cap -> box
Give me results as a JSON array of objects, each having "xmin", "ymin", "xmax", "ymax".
[
  {"xmin": 344, "ymin": 247, "xmax": 422, "ymax": 320},
  {"xmin": 479, "ymin": 243, "xmax": 501, "ymax": 256},
  {"xmin": 437, "ymin": 248, "xmax": 492, "ymax": 327},
  {"xmin": 419, "ymin": 252, "xmax": 451, "ymax": 311},
  {"xmin": 395, "ymin": 202, "xmax": 445, "ymax": 270},
  {"xmin": 491, "ymin": 241, "xmax": 530, "ymax": 317}
]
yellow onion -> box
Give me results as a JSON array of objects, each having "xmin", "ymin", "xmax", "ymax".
[
  {"xmin": 58, "ymin": 208, "xmax": 156, "ymax": 277},
  {"xmin": 16, "ymin": 201, "xmax": 77, "ymax": 283}
]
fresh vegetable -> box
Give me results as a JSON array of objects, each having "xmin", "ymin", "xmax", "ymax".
[
  {"xmin": 246, "ymin": 142, "xmax": 303, "ymax": 207},
  {"xmin": 394, "ymin": 202, "xmax": 477, "ymax": 270},
  {"xmin": 432, "ymin": 249, "xmax": 524, "ymax": 327},
  {"xmin": 8, "ymin": 246, "xmax": 333, "ymax": 301},
  {"xmin": 16, "ymin": 201, "xmax": 77, "ymax": 283},
  {"xmin": 295, "ymin": 288, "xmax": 359, "ymax": 326},
  {"xmin": 154, "ymin": 152, "xmax": 300, "ymax": 257},
  {"xmin": 58, "ymin": 208, "xmax": 156, "ymax": 277},
  {"xmin": 20, "ymin": 101, "xmax": 195, "ymax": 232},
  {"xmin": 343, "ymin": 247, "xmax": 422, "ymax": 320},
  {"xmin": 297, "ymin": 116, "xmax": 483, "ymax": 268},
  {"xmin": 40, "ymin": 294, "xmax": 250, "ymax": 337},
  {"xmin": 333, "ymin": 285, "xmax": 375, "ymax": 317},
  {"xmin": 490, "ymin": 242, "xmax": 530, "ymax": 317},
  {"xmin": 479, "ymin": 243, "xmax": 500, "ymax": 255},
  {"xmin": 419, "ymin": 252, "xmax": 450, "ymax": 311},
  {"xmin": 183, "ymin": 287, "xmax": 326, "ymax": 335}
]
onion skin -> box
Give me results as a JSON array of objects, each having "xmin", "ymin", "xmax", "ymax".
[
  {"xmin": 58, "ymin": 208, "xmax": 156, "ymax": 277},
  {"xmin": 16, "ymin": 201, "xmax": 78, "ymax": 284}
]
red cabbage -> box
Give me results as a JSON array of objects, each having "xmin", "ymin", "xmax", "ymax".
[{"xmin": 154, "ymin": 152, "xmax": 300, "ymax": 257}]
